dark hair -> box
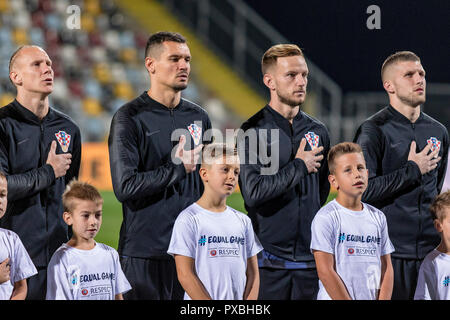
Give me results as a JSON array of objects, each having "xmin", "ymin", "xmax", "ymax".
[
  {"xmin": 328, "ymin": 142, "xmax": 364, "ymax": 174},
  {"xmin": 145, "ymin": 31, "xmax": 186, "ymax": 58}
]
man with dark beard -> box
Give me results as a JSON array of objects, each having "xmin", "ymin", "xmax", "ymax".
[
  {"xmin": 354, "ymin": 51, "xmax": 448, "ymax": 299},
  {"xmin": 108, "ymin": 32, "xmax": 211, "ymax": 300},
  {"xmin": 238, "ymin": 44, "xmax": 330, "ymax": 300}
]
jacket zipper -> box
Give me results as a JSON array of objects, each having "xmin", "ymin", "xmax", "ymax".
[
  {"xmin": 40, "ymin": 122, "xmax": 49, "ymax": 263},
  {"xmin": 412, "ymin": 122, "xmax": 422, "ymax": 259}
]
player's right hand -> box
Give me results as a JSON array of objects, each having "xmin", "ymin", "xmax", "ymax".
[
  {"xmin": 46, "ymin": 140, "xmax": 72, "ymax": 178},
  {"xmin": 175, "ymin": 135, "xmax": 203, "ymax": 174},
  {"xmin": 0, "ymin": 258, "xmax": 10, "ymax": 284},
  {"xmin": 408, "ymin": 141, "xmax": 441, "ymax": 175},
  {"xmin": 296, "ymin": 138, "xmax": 324, "ymax": 173}
]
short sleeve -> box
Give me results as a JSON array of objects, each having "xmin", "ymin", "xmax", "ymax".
[
  {"xmin": 46, "ymin": 252, "xmax": 73, "ymax": 300},
  {"xmin": 10, "ymin": 233, "xmax": 37, "ymax": 283},
  {"xmin": 167, "ymin": 214, "xmax": 197, "ymax": 258},
  {"xmin": 414, "ymin": 261, "xmax": 432, "ymax": 300},
  {"xmin": 379, "ymin": 213, "xmax": 395, "ymax": 256},
  {"xmin": 310, "ymin": 212, "xmax": 336, "ymax": 254},
  {"xmin": 113, "ymin": 250, "xmax": 131, "ymax": 296},
  {"xmin": 244, "ymin": 218, "xmax": 263, "ymax": 258}
]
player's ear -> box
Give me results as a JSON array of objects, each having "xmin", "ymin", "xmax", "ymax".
[
  {"xmin": 263, "ymin": 73, "xmax": 275, "ymax": 91},
  {"xmin": 383, "ymin": 79, "xmax": 395, "ymax": 94},
  {"xmin": 63, "ymin": 211, "xmax": 73, "ymax": 226},
  {"xmin": 9, "ymin": 71, "xmax": 22, "ymax": 86},
  {"xmin": 199, "ymin": 167, "xmax": 208, "ymax": 182},
  {"xmin": 328, "ymin": 174, "xmax": 338, "ymax": 190},
  {"xmin": 434, "ymin": 219, "xmax": 443, "ymax": 233},
  {"xmin": 145, "ymin": 56, "xmax": 156, "ymax": 74}
]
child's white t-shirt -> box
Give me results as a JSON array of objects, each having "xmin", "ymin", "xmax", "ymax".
[
  {"xmin": 414, "ymin": 249, "xmax": 450, "ymax": 300},
  {"xmin": 167, "ymin": 203, "xmax": 263, "ymax": 300},
  {"xmin": 46, "ymin": 242, "xmax": 131, "ymax": 300},
  {"xmin": 0, "ymin": 228, "xmax": 37, "ymax": 300},
  {"xmin": 311, "ymin": 199, "xmax": 395, "ymax": 300}
]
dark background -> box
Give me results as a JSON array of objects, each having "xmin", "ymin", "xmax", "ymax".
[{"xmin": 246, "ymin": 0, "xmax": 449, "ymax": 93}]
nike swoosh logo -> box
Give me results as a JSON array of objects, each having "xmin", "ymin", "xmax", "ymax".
[
  {"xmin": 390, "ymin": 142, "xmax": 402, "ymax": 148},
  {"xmin": 146, "ymin": 130, "xmax": 160, "ymax": 137},
  {"xmin": 17, "ymin": 138, "xmax": 29, "ymax": 145}
]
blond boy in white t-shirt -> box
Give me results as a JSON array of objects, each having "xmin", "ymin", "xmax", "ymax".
[{"xmin": 311, "ymin": 142, "xmax": 395, "ymax": 300}]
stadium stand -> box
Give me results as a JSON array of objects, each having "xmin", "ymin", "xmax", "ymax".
[{"xmin": 0, "ymin": 0, "xmax": 242, "ymax": 142}]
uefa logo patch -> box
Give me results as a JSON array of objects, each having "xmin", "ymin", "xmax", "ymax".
[
  {"xmin": 81, "ymin": 288, "xmax": 89, "ymax": 296},
  {"xmin": 348, "ymin": 248, "xmax": 355, "ymax": 255},
  {"xmin": 55, "ymin": 130, "xmax": 71, "ymax": 152},
  {"xmin": 210, "ymin": 250, "xmax": 217, "ymax": 257},
  {"xmin": 187, "ymin": 123, "xmax": 202, "ymax": 145},
  {"xmin": 305, "ymin": 131, "xmax": 320, "ymax": 149}
]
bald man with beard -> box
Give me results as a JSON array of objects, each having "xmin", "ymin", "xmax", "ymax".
[{"xmin": 0, "ymin": 45, "xmax": 81, "ymax": 299}]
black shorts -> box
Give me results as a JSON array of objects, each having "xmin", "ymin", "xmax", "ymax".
[
  {"xmin": 259, "ymin": 267, "xmax": 319, "ymax": 300},
  {"xmin": 120, "ymin": 256, "xmax": 184, "ymax": 300},
  {"xmin": 391, "ymin": 257, "xmax": 423, "ymax": 300},
  {"xmin": 26, "ymin": 266, "xmax": 47, "ymax": 300}
]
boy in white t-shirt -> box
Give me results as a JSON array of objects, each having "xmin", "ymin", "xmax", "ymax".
[
  {"xmin": 168, "ymin": 143, "xmax": 263, "ymax": 300},
  {"xmin": 414, "ymin": 191, "xmax": 450, "ymax": 300},
  {"xmin": 0, "ymin": 171, "xmax": 37, "ymax": 300},
  {"xmin": 311, "ymin": 142, "xmax": 395, "ymax": 300},
  {"xmin": 46, "ymin": 180, "xmax": 131, "ymax": 300}
]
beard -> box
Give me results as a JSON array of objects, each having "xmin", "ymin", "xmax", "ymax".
[
  {"xmin": 398, "ymin": 91, "xmax": 426, "ymax": 108},
  {"xmin": 277, "ymin": 90, "xmax": 306, "ymax": 107},
  {"xmin": 172, "ymin": 82, "xmax": 188, "ymax": 91}
]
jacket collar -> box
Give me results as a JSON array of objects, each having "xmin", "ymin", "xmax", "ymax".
[
  {"xmin": 264, "ymin": 104, "xmax": 304, "ymax": 137},
  {"xmin": 140, "ymin": 91, "xmax": 183, "ymax": 111},
  {"xmin": 10, "ymin": 99, "xmax": 53, "ymax": 125},
  {"xmin": 387, "ymin": 104, "xmax": 423, "ymax": 125}
]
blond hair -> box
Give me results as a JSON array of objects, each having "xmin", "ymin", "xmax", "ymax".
[
  {"xmin": 62, "ymin": 180, "xmax": 103, "ymax": 213},
  {"xmin": 328, "ymin": 142, "xmax": 364, "ymax": 174},
  {"xmin": 201, "ymin": 143, "xmax": 238, "ymax": 167},
  {"xmin": 261, "ymin": 44, "xmax": 304, "ymax": 75},
  {"xmin": 429, "ymin": 191, "xmax": 450, "ymax": 221}
]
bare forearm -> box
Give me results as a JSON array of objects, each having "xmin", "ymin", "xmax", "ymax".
[
  {"xmin": 10, "ymin": 280, "xmax": 27, "ymax": 300},
  {"xmin": 320, "ymin": 271, "xmax": 352, "ymax": 300},
  {"xmin": 179, "ymin": 274, "xmax": 212, "ymax": 300},
  {"xmin": 243, "ymin": 265, "xmax": 259, "ymax": 300},
  {"xmin": 378, "ymin": 258, "xmax": 394, "ymax": 300}
]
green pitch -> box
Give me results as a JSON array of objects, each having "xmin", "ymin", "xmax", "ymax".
[{"xmin": 96, "ymin": 191, "xmax": 338, "ymax": 249}]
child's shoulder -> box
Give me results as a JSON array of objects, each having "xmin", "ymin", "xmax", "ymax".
[
  {"xmin": 226, "ymin": 206, "xmax": 250, "ymax": 221},
  {"xmin": 95, "ymin": 242, "xmax": 119, "ymax": 255},
  {"xmin": 423, "ymin": 249, "xmax": 444, "ymax": 264},
  {"xmin": 176, "ymin": 203, "xmax": 203, "ymax": 221},
  {"xmin": 315, "ymin": 200, "xmax": 340, "ymax": 217},
  {"xmin": 0, "ymin": 227, "xmax": 19, "ymax": 240},
  {"xmin": 362, "ymin": 202, "xmax": 388, "ymax": 221}
]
